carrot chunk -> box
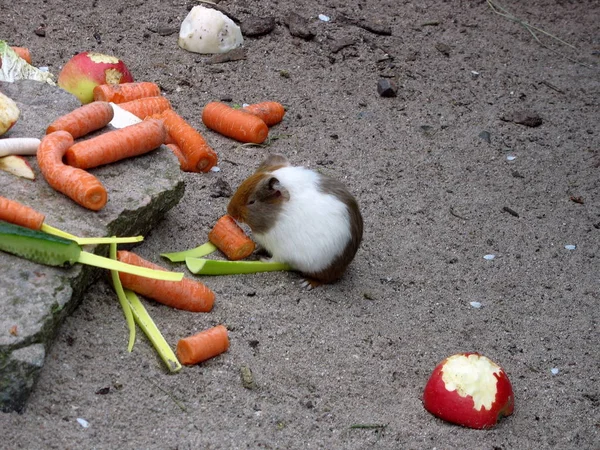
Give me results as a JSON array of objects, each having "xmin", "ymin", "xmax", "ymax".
[
  {"xmin": 92, "ymin": 81, "xmax": 161, "ymax": 103},
  {"xmin": 202, "ymin": 101, "xmax": 269, "ymax": 144},
  {"xmin": 208, "ymin": 214, "xmax": 256, "ymax": 261},
  {"xmin": 176, "ymin": 325, "xmax": 230, "ymax": 365},
  {"xmin": 117, "ymin": 96, "xmax": 172, "ymax": 120},
  {"xmin": 117, "ymin": 250, "xmax": 215, "ymax": 312},
  {"xmin": 65, "ymin": 118, "xmax": 166, "ymax": 169},
  {"xmin": 156, "ymin": 109, "xmax": 218, "ymax": 173},
  {"xmin": 46, "ymin": 101, "xmax": 114, "ymax": 138},
  {"xmin": 0, "ymin": 196, "xmax": 45, "ymax": 230},
  {"xmin": 37, "ymin": 131, "xmax": 108, "ymax": 211},
  {"xmin": 243, "ymin": 101, "xmax": 285, "ymax": 126}
]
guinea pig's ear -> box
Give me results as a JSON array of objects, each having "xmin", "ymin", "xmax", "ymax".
[
  {"xmin": 257, "ymin": 176, "xmax": 290, "ymax": 202},
  {"xmin": 257, "ymin": 154, "xmax": 290, "ymax": 172}
]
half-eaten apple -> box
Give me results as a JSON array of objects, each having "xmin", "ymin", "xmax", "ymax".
[
  {"xmin": 0, "ymin": 91, "xmax": 20, "ymax": 136},
  {"xmin": 57, "ymin": 51, "xmax": 134, "ymax": 104},
  {"xmin": 422, "ymin": 352, "xmax": 514, "ymax": 429}
]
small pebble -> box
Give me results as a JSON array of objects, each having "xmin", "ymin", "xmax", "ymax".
[
  {"xmin": 506, "ymin": 155, "xmax": 516, "ymax": 161},
  {"xmin": 470, "ymin": 301, "xmax": 482, "ymax": 308},
  {"xmin": 564, "ymin": 244, "xmax": 577, "ymax": 250},
  {"xmin": 471, "ymin": 70, "xmax": 480, "ymax": 79},
  {"xmin": 478, "ymin": 130, "xmax": 491, "ymax": 143},
  {"xmin": 551, "ymin": 368, "xmax": 559, "ymax": 375},
  {"xmin": 76, "ymin": 418, "xmax": 90, "ymax": 428},
  {"xmin": 318, "ymin": 14, "xmax": 330, "ymax": 22},
  {"xmin": 377, "ymin": 79, "xmax": 398, "ymax": 97},
  {"xmin": 483, "ymin": 254, "xmax": 495, "ymax": 260}
]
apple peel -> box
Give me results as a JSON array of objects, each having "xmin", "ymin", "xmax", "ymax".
[
  {"xmin": 0, "ymin": 91, "xmax": 20, "ymax": 136},
  {"xmin": 422, "ymin": 353, "xmax": 514, "ymax": 429}
]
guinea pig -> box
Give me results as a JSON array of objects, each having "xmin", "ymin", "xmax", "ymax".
[{"xmin": 227, "ymin": 154, "xmax": 363, "ymax": 287}]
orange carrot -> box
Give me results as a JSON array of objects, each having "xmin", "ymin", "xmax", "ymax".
[
  {"xmin": 46, "ymin": 101, "xmax": 114, "ymax": 138},
  {"xmin": 243, "ymin": 101, "xmax": 286, "ymax": 126},
  {"xmin": 176, "ymin": 325, "xmax": 229, "ymax": 365},
  {"xmin": 116, "ymin": 250, "xmax": 215, "ymax": 312},
  {"xmin": 37, "ymin": 131, "xmax": 107, "ymax": 211},
  {"xmin": 11, "ymin": 47, "xmax": 31, "ymax": 64},
  {"xmin": 165, "ymin": 143, "xmax": 187, "ymax": 168},
  {"xmin": 92, "ymin": 82, "xmax": 161, "ymax": 103},
  {"xmin": 208, "ymin": 214, "xmax": 256, "ymax": 261},
  {"xmin": 0, "ymin": 196, "xmax": 45, "ymax": 230},
  {"xmin": 156, "ymin": 109, "xmax": 217, "ymax": 172},
  {"xmin": 201, "ymin": 101, "xmax": 269, "ymax": 144},
  {"xmin": 65, "ymin": 118, "xmax": 166, "ymax": 169},
  {"xmin": 117, "ymin": 96, "xmax": 172, "ymax": 119}
]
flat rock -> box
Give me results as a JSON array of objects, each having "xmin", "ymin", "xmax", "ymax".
[
  {"xmin": 0, "ymin": 80, "xmax": 184, "ymax": 412},
  {"xmin": 284, "ymin": 12, "xmax": 315, "ymax": 40},
  {"xmin": 500, "ymin": 110, "xmax": 543, "ymax": 127},
  {"xmin": 240, "ymin": 16, "xmax": 276, "ymax": 37}
]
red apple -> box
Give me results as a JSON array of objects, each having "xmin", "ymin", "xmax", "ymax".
[
  {"xmin": 57, "ymin": 52, "xmax": 134, "ymax": 104},
  {"xmin": 0, "ymin": 92, "xmax": 20, "ymax": 136},
  {"xmin": 422, "ymin": 352, "xmax": 514, "ymax": 429}
]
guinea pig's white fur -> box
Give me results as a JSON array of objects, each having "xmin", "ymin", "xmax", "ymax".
[{"xmin": 252, "ymin": 165, "xmax": 352, "ymax": 273}]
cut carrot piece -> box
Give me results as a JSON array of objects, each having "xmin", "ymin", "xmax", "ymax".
[
  {"xmin": 10, "ymin": 47, "xmax": 31, "ymax": 64},
  {"xmin": 92, "ymin": 81, "xmax": 161, "ymax": 103},
  {"xmin": 208, "ymin": 214, "xmax": 255, "ymax": 261},
  {"xmin": 176, "ymin": 325, "xmax": 229, "ymax": 366},
  {"xmin": 46, "ymin": 101, "xmax": 114, "ymax": 138},
  {"xmin": 37, "ymin": 131, "xmax": 107, "ymax": 211},
  {"xmin": 202, "ymin": 101, "xmax": 269, "ymax": 144},
  {"xmin": 0, "ymin": 196, "xmax": 45, "ymax": 230},
  {"xmin": 116, "ymin": 250, "xmax": 215, "ymax": 312},
  {"xmin": 243, "ymin": 101, "xmax": 285, "ymax": 126},
  {"xmin": 65, "ymin": 118, "xmax": 166, "ymax": 169},
  {"xmin": 118, "ymin": 96, "xmax": 172, "ymax": 120},
  {"xmin": 157, "ymin": 109, "xmax": 217, "ymax": 173}
]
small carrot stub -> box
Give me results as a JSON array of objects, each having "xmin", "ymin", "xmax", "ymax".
[
  {"xmin": 0, "ymin": 196, "xmax": 45, "ymax": 230},
  {"xmin": 176, "ymin": 325, "xmax": 230, "ymax": 366},
  {"xmin": 157, "ymin": 109, "xmax": 218, "ymax": 172},
  {"xmin": 92, "ymin": 81, "xmax": 161, "ymax": 103},
  {"xmin": 208, "ymin": 214, "xmax": 256, "ymax": 261},
  {"xmin": 201, "ymin": 101, "xmax": 269, "ymax": 144},
  {"xmin": 37, "ymin": 131, "xmax": 108, "ymax": 211},
  {"xmin": 11, "ymin": 47, "xmax": 31, "ymax": 64},
  {"xmin": 118, "ymin": 96, "xmax": 172, "ymax": 120},
  {"xmin": 46, "ymin": 101, "xmax": 114, "ymax": 139},
  {"xmin": 116, "ymin": 250, "xmax": 215, "ymax": 312},
  {"xmin": 65, "ymin": 118, "xmax": 166, "ymax": 169},
  {"xmin": 243, "ymin": 101, "xmax": 286, "ymax": 126}
]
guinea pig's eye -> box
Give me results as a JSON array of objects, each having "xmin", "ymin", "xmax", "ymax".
[{"xmin": 247, "ymin": 200, "xmax": 255, "ymax": 205}]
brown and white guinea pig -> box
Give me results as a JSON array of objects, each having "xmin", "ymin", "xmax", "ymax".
[{"xmin": 227, "ymin": 154, "xmax": 363, "ymax": 286}]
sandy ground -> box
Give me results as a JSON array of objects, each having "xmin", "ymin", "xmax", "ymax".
[{"xmin": 1, "ymin": 0, "xmax": 599, "ymax": 448}]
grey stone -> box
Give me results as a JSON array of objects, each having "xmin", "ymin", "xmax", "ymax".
[
  {"xmin": 0, "ymin": 80, "xmax": 184, "ymax": 412},
  {"xmin": 240, "ymin": 16, "xmax": 276, "ymax": 37},
  {"xmin": 377, "ymin": 78, "xmax": 398, "ymax": 97}
]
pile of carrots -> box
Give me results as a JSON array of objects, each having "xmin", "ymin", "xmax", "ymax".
[{"xmin": 2, "ymin": 45, "xmax": 286, "ymax": 368}]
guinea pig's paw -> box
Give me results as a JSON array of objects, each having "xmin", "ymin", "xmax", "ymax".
[{"xmin": 300, "ymin": 278, "xmax": 322, "ymax": 290}]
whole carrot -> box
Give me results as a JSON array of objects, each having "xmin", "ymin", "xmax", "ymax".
[
  {"xmin": 118, "ymin": 96, "xmax": 172, "ymax": 120},
  {"xmin": 117, "ymin": 250, "xmax": 215, "ymax": 312},
  {"xmin": 93, "ymin": 81, "xmax": 161, "ymax": 103},
  {"xmin": 0, "ymin": 196, "xmax": 45, "ymax": 230},
  {"xmin": 208, "ymin": 214, "xmax": 255, "ymax": 261},
  {"xmin": 46, "ymin": 101, "xmax": 114, "ymax": 138},
  {"xmin": 11, "ymin": 47, "xmax": 31, "ymax": 64},
  {"xmin": 243, "ymin": 101, "xmax": 285, "ymax": 126},
  {"xmin": 37, "ymin": 131, "xmax": 108, "ymax": 211},
  {"xmin": 176, "ymin": 325, "xmax": 230, "ymax": 365},
  {"xmin": 65, "ymin": 118, "xmax": 166, "ymax": 169},
  {"xmin": 156, "ymin": 109, "xmax": 217, "ymax": 173},
  {"xmin": 202, "ymin": 101, "xmax": 269, "ymax": 144}
]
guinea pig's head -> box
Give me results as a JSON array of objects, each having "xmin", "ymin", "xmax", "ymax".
[{"xmin": 227, "ymin": 171, "xmax": 290, "ymax": 234}]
